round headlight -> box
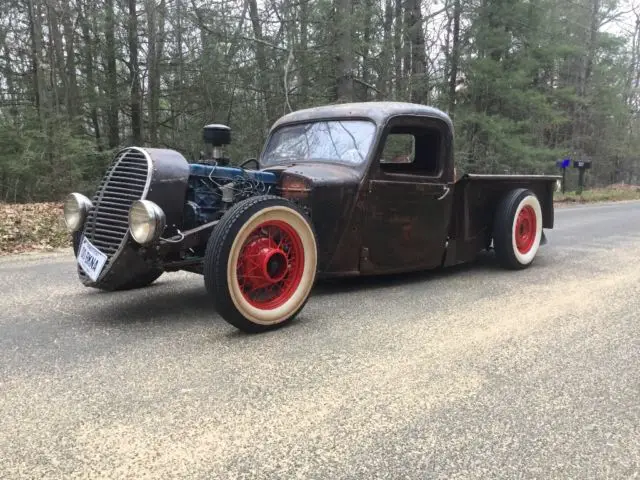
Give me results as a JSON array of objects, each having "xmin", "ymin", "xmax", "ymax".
[
  {"xmin": 128, "ymin": 200, "xmax": 166, "ymax": 245},
  {"xmin": 63, "ymin": 193, "xmax": 92, "ymax": 232}
]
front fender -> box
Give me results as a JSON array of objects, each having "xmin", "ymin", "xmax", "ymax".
[
  {"xmin": 142, "ymin": 148, "xmax": 190, "ymax": 229},
  {"xmin": 280, "ymin": 163, "xmax": 361, "ymax": 271}
]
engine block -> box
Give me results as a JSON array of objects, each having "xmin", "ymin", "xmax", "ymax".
[{"xmin": 184, "ymin": 164, "xmax": 278, "ymax": 228}]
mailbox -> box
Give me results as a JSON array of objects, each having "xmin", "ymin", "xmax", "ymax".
[
  {"xmin": 573, "ymin": 160, "xmax": 592, "ymax": 169},
  {"xmin": 555, "ymin": 158, "xmax": 571, "ymax": 193},
  {"xmin": 572, "ymin": 159, "xmax": 591, "ymax": 194}
]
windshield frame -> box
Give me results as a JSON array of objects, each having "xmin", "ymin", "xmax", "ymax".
[{"xmin": 259, "ymin": 117, "xmax": 379, "ymax": 171}]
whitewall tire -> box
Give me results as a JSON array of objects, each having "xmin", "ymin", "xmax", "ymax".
[
  {"xmin": 493, "ymin": 189, "xmax": 543, "ymax": 269},
  {"xmin": 204, "ymin": 196, "xmax": 318, "ymax": 332}
]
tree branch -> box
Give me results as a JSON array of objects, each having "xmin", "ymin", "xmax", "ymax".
[{"xmin": 353, "ymin": 77, "xmax": 382, "ymax": 95}]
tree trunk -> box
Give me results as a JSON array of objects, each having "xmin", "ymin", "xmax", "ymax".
[
  {"xmin": 407, "ymin": 0, "xmax": 428, "ymax": 103},
  {"xmin": 46, "ymin": 0, "xmax": 65, "ymax": 115},
  {"xmin": 402, "ymin": 1, "xmax": 411, "ymax": 84},
  {"xmin": 248, "ymin": 0, "xmax": 273, "ymax": 122},
  {"xmin": 105, "ymin": 0, "xmax": 119, "ymax": 148},
  {"xmin": 172, "ymin": 0, "xmax": 184, "ymax": 145},
  {"xmin": 147, "ymin": 0, "xmax": 165, "ymax": 145},
  {"xmin": 381, "ymin": 0, "xmax": 394, "ymax": 98},
  {"xmin": 574, "ymin": 0, "xmax": 600, "ymax": 153},
  {"xmin": 147, "ymin": 0, "xmax": 157, "ymax": 144},
  {"xmin": 26, "ymin": 0, "xmax": 45, "ymax": 122},
  {"xmin": 393, "ymin": 0, "xmax": 403, "ymax": 99},
  {"xmin": 3, "ymin": 43, "xmax": 18, "ymax": 119},
  {"xmin": 448, "ymin": 0, "xmax": 461, "ymax": 117},
  {"xmin": 61, "ymin": 0, "xmax": 79, "ymax": 124},
  {"xmin": 360, "ymin": 0, "xmax": 374, "ymax": 101},
  {"xmin": 299, "ymin": 0, "xmax": 309, "ymax": 103},
  {"xmin": 77, "ymin": 0, "xmax": 101, "ymax": 147},
  {"xmin": 334, "ymin": 0, "xmax": 353, "ymax": 102},
  {"xmin": 583, "ymin": 0, "xmax": 600, "ymax": 92},
  {"xmin": 128, "ymin": 0, "xmax": 142, "ymax": 144}
]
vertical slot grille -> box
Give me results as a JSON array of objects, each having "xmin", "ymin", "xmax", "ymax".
[{"xmin": 80, "ymin": 148, "xmax": 151, "ymax": 279}]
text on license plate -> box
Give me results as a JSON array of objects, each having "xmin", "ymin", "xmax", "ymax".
[{"xmin": 77, "ymin": 237, "xmax": 108, "ymax": 282}]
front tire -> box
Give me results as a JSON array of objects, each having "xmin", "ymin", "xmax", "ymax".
[
  {"xmin": 493, "ymin": 188, "xmax": 543, "ymax": 270},
  {"xmin": 204, "ymin": 195, "xmax": 318, "ymax": 333}
]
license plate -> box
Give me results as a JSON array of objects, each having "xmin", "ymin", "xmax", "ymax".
[{"xmin": 77, "ymin": 236, "xmax": 108, "ymax": 282}]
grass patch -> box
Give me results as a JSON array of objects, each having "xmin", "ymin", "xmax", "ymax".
[
  {"xmin": 0, "ymin": 202, "xmax": 71, "ymax": 255},
  {"xmin": 554, "ymin": 184, "xmax": 640, "ymax": 204}
]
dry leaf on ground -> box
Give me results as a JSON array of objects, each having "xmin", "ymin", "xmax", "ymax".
[{"xmin": 0, "ymin": 203, "xmax": 71, "ymax": 255}]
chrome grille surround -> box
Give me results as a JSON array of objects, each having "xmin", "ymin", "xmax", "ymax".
[{"xmin": 80, "ymin": 147, "xmax": 152, "ymax": 281}]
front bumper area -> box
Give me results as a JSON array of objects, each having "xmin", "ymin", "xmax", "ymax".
[{"xmin": 74, "ymin": 231, "xmax": 162, "ymax": 290}]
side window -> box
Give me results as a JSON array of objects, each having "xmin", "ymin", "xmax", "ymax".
[
  {"xmin": 380, "ymin": 134, "xmax": 415, "ymax": 164},
  {"xmin": 378, "ymin": 124, "xmax": 442, "ymax": 177}
]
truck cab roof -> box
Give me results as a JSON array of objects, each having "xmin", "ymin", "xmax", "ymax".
[{"xmin": 270, "ymin": 102, "xmax": 453, "ymax": 132}]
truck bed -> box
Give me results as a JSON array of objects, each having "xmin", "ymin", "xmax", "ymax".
[{"xmin": 444, "ymin": 173, "xmax": 559, "ymax": 266}]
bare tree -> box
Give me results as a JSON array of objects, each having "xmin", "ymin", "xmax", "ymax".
[
  {"xmin": 105, "ymin": 0, "xmax": 119, "ymax": 148},
  {"xmin": 129, "ymin": 0, "xmax": 142, "ymax": 144},
  {"xmin": 334, "ymin": 0, "xmax": 353, "ymax": 101}
]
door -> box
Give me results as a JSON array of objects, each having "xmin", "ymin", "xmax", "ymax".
[{"xmin": 360, "ymin": 117, "xmax": 454, "ymax": 273}]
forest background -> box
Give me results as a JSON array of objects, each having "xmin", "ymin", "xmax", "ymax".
[{"xmin": 2, "ymin": 0, "xmax": 640, "ymax": 203}]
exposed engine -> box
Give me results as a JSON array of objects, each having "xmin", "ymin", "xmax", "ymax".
[
  {"xmin": 183, "ymin": 164, "xmax": 277, "ymax": 228},
  {"xmin": 182, "ymin": 124, "xmax": 278, "ymax": 230}
]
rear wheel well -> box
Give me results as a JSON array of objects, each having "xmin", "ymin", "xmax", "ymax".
[{"xmin": 452, "ymin": 179, "xmax": 554, "ymax": 240}]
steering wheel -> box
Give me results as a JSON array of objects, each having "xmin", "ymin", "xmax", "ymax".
[{"xmin": 240, "ymin": 158, "xmax": 259, "ymax": 169}]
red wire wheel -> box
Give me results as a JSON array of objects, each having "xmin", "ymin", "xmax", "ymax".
[
  {"xmin": 236, "ymin": 220, "xmax": 305, "ymax": 309},
  {"xmin": 514, "ymin": 205, "xmax": 537, "ymax": 254},
  {"xmin": 204, "ymin": 196, "xmax": 318, "ymax": 332}
]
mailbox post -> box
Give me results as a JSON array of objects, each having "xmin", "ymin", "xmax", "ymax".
[
  {"xmin": 556, "ymin": 158, "xmax": 571, "ymax": 193},
  {"xmin": 573, "ymin": 159, "xmax": 592, "ymax": 194}
]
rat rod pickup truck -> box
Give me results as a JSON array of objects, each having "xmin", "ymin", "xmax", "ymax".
[{"xmin": 63, "ymin": 102, "xmax": 558, "ymax": 332}]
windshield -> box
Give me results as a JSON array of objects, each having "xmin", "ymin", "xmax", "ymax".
[{"xmin": 261, "ymin": 120, "xmax": 376, "ymax": 167}]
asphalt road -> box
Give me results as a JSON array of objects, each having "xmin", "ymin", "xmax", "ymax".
[{"xmin": 1, "ymin": 201, "xmax": 639, "ymax": 479}]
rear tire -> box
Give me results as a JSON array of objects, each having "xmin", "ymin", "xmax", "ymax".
[
  {"xmin": 493, "ymin": 188, "xmax": 543, "ymax": 270},
  {"xmin": 204, "ymin": 195, "xmax": 318, "ymax": 333}
]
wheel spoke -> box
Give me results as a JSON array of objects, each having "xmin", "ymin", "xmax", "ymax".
[{"xmin": 235, "ymin": 219, "xmax": 306, "ymax": 310}]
